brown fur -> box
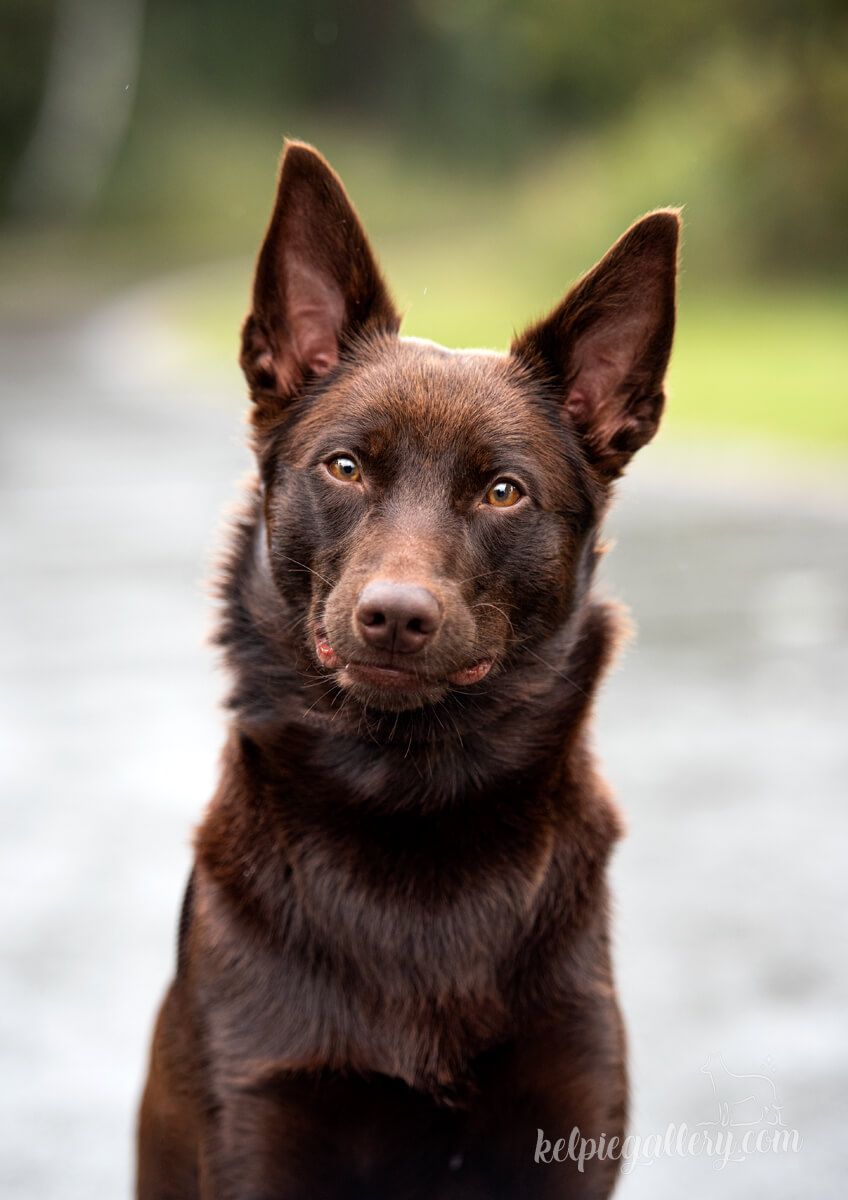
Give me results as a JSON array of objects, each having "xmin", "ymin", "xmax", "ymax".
[{"xmin": 137, "ymin": 141, "xmax": 679, "ymax": 1199}]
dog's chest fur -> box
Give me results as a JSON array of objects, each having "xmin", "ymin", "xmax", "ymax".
[{"xmin": 194, "ymin": 743, "xmax": 571, "ymax": 1091}]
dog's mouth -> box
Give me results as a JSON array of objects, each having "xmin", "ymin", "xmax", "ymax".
[{"xmin": 313, "ymin": 628, "xmax": 493, "ymax": 694}]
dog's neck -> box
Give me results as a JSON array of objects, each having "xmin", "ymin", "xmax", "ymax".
[{"xmin": 214, "ymin": 484, "xmax": 621, "ymax": 809}]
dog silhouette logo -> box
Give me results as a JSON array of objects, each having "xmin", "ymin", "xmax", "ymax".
[{"xmin": 700, "ymin": 1053, "xmax": 784, "ymax": 1128}]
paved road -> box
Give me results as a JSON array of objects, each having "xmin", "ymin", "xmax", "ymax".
[{"xmin": 1, "ymin": 303, "xmax": 846, "ymax": 1198}]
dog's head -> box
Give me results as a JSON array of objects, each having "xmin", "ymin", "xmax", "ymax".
[{"xmin": 240, "ymin": 142, "xmax": 678, "ymax": 714}]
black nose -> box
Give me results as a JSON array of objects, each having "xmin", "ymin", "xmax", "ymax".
[{"xmin": 354, "ymin": 581, "xmax": 442, "ymax": 654}]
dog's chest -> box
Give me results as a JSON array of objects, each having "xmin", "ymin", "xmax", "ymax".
[
  {"xmin": 198, "ymin": 800, "xmax": 555, "ymax": 1090},
  {"xmin": 283, "ymin": 794, "xmax": 554, "ymax": 982}
]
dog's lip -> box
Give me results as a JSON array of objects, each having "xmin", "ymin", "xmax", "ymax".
[{"xmin": 314, "ymin": 629, "xmax": 492, "ymax": 689}]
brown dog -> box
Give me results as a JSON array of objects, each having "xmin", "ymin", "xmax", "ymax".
[{"xmin": 136, "ymin": 141, "xmax": 679, "ymax": 1199}]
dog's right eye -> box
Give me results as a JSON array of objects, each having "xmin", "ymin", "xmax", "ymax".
[
  {"xmin": 326, "ymin": 455, "xmax": 362, "ymax": 483},
  {"xmin": 484, "ymin": 478, "xmax": 523, "ymax": 508}
]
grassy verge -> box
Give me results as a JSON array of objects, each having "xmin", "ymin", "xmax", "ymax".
[
  {"xmin": 157, "ymin": 254, "xmax": 848, "ymax": 456},
  {"xmin": 2, "ymin": 107, "xmax": 845, "ymax": 454}
]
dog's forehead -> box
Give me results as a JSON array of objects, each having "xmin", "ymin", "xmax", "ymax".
[{"xmin": 300, "ymin": 335, "xmax": 550, "ymax": 459}]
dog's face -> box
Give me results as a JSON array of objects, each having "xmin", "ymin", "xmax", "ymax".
[
  {"xmin": 257, "ymin": 338, "xmax": 597, "ymax": 712},
  {"xmin": 241, "ymin": 143, "xmax": 678, "ymax": 713}
]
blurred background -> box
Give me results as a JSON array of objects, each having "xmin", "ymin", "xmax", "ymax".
[{"xmin": 1, "ymin": 1, "xmax": 846, "ymax": 1198}]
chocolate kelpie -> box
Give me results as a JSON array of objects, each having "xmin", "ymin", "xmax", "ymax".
[{"xmin": 136, "ymin": 141, "xmax": 679, "ymax": 1199}]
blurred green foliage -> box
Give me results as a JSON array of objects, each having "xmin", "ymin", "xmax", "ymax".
[
  {"xmin": 4, "ymin": 0, "xmax": 847, "ymax": 275},
  {"xmin": 1, "ymin": 0, "xmax": 846, "ymax": 449}
]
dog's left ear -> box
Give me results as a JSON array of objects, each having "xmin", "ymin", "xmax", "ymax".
[
  {"xmin": 511, "ymin": 210, "xmax": 680, "ymax": 479},
  {"xmin": 241, "ymin": 140, "xmax": 399, "ymax": 403}
]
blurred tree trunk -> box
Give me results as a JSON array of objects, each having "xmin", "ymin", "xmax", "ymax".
[{"xmin": 10, "ymin": 0, "xmax": 145, "ymax": 220}]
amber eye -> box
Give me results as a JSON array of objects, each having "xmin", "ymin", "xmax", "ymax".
[
  {"xmin": 327, "ymin": 455, "xmax": 361, "ymax": 483},
  {"xmin": 485, "ymin": 479, "xmax": 522, "ymax": 507}
]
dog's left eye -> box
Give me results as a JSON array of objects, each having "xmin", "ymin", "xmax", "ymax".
[
  {"xmin": 484, "ymin": 479, "xmax": 522, "ymax": 508},
  {"xmin": 326, "ymin": 455, "xmax": 362, "ymax": 483}
]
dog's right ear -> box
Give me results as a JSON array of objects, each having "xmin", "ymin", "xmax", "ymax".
[
  {"xmin": 240, "ymin": 141, "xmax": 399, "ymax": 403},
  {"xmin": 511, "ymin": 210, "xmax": 679, "ymax": 480}
]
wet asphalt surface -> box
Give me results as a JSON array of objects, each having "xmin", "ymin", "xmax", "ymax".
[{"xmin": 1, "ymin": 309, "xmax": 846, "ymax": 1198}]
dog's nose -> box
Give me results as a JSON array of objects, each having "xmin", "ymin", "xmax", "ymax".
[{"xmin": 354, "ymin": 581, "xmax": 442, "ymax": 654}]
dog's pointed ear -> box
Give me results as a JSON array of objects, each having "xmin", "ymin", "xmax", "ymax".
[
  {"xmin": 511, "ymin": 210, "xmax": 680, "ymax": 479},
  {"xmin": 240, "ymin": 141, "xmax": 399, "ymax": 401}
]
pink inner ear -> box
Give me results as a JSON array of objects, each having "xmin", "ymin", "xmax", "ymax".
[
  {"xmin": 565, "ymin": 313, "xmax": 651, "ymax": 423},
  {"xmin": 286, "ymin": 257, "xmax": 345, "ymax": 376},
  {"xmin": 564, "ymin": 390, "xmax": 590, "ymax": 424}
]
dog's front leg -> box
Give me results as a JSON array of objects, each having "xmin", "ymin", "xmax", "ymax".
[
  {"xmin": 136, "ymin": 984, "xmax": 202, "ymax": 1200},
  {"xmin": 467, "ymin": 994, "xmax": 628, "ymax": 1199},
  {"xmin": 197, "ymin": 1081, "xmax": 339, "ymax": 1200}
]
